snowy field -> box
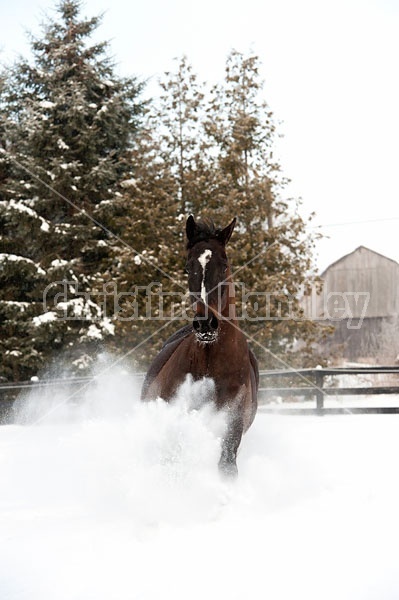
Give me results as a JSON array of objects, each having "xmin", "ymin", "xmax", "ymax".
[{"xmin": 1, "ymin": 370, "xmax": 399, "ymax": 600}]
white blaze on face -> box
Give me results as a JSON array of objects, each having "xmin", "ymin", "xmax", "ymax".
[{"xmin": 198, "ymin": 249, "xmax": 212, "ymax": 303}]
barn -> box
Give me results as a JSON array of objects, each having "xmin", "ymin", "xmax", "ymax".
[{"xmin": 304, "ymin": 246, "xmax": 399, "ymax": 363}]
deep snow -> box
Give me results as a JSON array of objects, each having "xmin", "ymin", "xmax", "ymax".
[{"xmin": 1, "ymin": 368, "xmax": 399, "ymax": 600}]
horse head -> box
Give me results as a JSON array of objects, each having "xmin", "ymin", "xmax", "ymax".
[{"xmin": 186, "ymin": 215, "xmax": 236, "ymax": 343}]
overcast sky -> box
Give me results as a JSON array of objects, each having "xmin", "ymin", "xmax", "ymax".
[{"xmin": 2, "ymin": 0, "xmax": 399, "ymax": 272}]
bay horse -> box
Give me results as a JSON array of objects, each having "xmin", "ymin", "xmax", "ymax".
[{"xmin": 141, "ymin": 215, "xmax": 258, "ymax": 476}]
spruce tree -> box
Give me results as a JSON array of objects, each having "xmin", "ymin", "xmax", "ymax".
[
  {"xmin": 105, "ymin": 108, "xmax": 187, "ymax": 366},
  {"xmin": 0, "ymin": 0, "xmax": 143, "ymax": 380}
]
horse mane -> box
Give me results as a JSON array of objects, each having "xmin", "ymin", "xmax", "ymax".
[{"xmin": 186, "ymin": 217, "xmax": 224, "ymax": 249}]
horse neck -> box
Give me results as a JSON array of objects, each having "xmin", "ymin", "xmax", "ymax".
[{"xmin": 221, "ymin": 266, "xmax": 238, "ymax": 324}]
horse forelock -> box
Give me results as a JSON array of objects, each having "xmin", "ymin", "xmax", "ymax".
[{"xmin": 186, "ymin": 218, "xmax": 226, "ymax": 249}]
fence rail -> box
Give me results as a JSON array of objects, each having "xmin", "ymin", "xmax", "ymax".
[
  {"xmin": 1, "ymin": 366, "xmax": 399, "ymax": 421},
  {"xmin": 257, "ymin": 366, "xmax": 399, "ymax": 414}
]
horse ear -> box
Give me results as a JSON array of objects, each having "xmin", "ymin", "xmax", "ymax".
[
  {"xmin": 218, "ymin": 217, "xmax": 236, "ymax": 246},
  {"xmin": 186, "ymin": 215, "xmax": 196, "ymax": 241}
]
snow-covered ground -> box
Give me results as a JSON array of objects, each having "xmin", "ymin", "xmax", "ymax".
[{"xmin": 1, "ymin": 369, "xmax": 399, "ymax": 600}]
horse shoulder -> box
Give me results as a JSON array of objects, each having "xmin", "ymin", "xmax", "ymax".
[
  {"xmin": 160, "ymin": 324, "xmax": 193, "ymax": 350},
  {"xmin": 248, "ymin": 345, "xmax": 259, "ymax": 391},
  {"xmin": 141, "ymin": 325, "xmax": 193, "ymax": 400}
]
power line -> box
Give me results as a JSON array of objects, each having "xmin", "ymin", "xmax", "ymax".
[{"xmin": 312, "ymin": 215, "xmax": 399, "ymax": 229}]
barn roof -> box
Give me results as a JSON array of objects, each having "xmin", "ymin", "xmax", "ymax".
[{"xmin": 321, "ymin": 246, "xmax": 399, "ymax": 277}]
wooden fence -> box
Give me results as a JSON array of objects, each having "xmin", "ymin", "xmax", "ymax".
[
  {"xmin": 1, "ymin": 366, "xmax": 399, "ymax": 422},
  {"xmin": 257, "ymin": 366, "xmax": 399, "ymax": 414}
]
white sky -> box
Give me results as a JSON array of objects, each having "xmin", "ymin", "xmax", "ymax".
[{"xmin": 1, "ymin": 0, "xmax": 399, "ymax": 272}]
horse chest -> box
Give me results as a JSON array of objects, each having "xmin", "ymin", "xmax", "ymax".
[{"xmin": 183, "ymin": 337, "xmax": 249, "ymax": 395}]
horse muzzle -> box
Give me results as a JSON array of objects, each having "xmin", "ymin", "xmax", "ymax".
[{"xmin": 193, "ymin": 312, "xmax": 219, "ymax": 343}]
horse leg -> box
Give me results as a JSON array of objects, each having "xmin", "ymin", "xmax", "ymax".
[{"xmin": 218, "ymin": 411, "xmax": 244, "ymax": 477}]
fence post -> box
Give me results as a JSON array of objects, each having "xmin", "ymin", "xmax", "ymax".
[{"xmin": 315, "ymin": 370, "xmax": 324, "ymax": 412}]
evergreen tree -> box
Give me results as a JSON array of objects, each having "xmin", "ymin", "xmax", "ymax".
[
  {"xmin": 148, "ymin": 52, "xmax": 326, "ymax": 368},
  {"xmin": 156, "ymin": 56, "xmax": 208, "ymax": 214},
  {"xmin": 104, "ymin": 108, "xmax": 187, "ymax": 366},
  {"xmin": 201, "ymin": 50, "xmax": 323, "ymax": 367},
  {"xmin": 0, "ymin": 0, "xmax": 143, "ymax": 380}
]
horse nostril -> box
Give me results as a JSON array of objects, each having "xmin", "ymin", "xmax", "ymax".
[
  {"xmin": 210, "ymin": 315, "xmax": 219, "ymax": 330},
  {"xmin": 193, "ymin": 318, "xmax": 201, "ymax": 331}
]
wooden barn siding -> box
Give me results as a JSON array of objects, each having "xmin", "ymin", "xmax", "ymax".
[
  {"xmin": 306, "ymin": 247, "xmax": 399, "ymax": 319},
  {"xmin": 320, "ymin": 317, "xmax": 395, "ymax": 361},
  {"xmin": 302, "ymin": 247, "xmax": 399, "ymax": 361}
]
